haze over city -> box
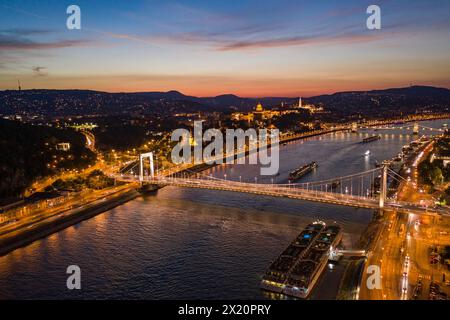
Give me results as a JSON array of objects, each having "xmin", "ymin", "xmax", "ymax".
[{"xmin": 1, "ymin": 0, "xmax": 450, "ymax": 97}]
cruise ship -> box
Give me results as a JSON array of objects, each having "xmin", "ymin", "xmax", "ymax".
[{"xmin": 261, "ymin": 221, "xmax": 342, "ymax": 299}]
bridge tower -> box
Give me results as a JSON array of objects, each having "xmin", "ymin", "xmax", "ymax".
[
  {"xmin": 139, "ymin": 152, "xmax": 155, "ymax": 182},
  {"xmin": 379, "ymin": 164, "xmax": 388, "ymax": 208},
  {"xmin": 351, "ymin": 122, "xmax": 358, "ymax": 133},
  {"xmin": 413, "ymin": 122, "xmax": 419, "ymax": 135}
]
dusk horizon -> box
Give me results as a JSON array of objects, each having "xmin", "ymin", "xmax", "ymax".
[{"xmin": 2, "ymin": 83, "xmax": 450, "ymax": 99}]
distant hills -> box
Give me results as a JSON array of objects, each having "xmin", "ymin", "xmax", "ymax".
[
  {"xmin": 307, "ymin": 85, "xmax": 450, "ymax": 119},
  {"xmin": 0, "ymin": 85, "xmax": 449, "ymax": 118},
  {"xmin": 0, "ymin": 88, "xmax": 298, "ymax": 116},
  {"xmin": 120, "ymin": 90, "xmax": 297, "ymax": 111},
  {"xmin": 310, "ymin": 85, "xmax": 450, "ymax": 101},
  {"xmin": 369, "ymin": 86, "xmax": 450, "ymax": 97}
]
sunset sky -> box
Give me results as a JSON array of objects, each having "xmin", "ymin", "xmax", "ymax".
[{"xmin": 0, "ymin": 0, "xmax": 449, "ymax": 97}]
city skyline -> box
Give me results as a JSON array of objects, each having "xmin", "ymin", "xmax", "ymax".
[{"xmin": 1, "ymin": 0, "xmax": 450, "ymax": 97}]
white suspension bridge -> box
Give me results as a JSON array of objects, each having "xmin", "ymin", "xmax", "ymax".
[
  {"xmin": 359, "ymin": 121, "xmax": 447, "ymax": 134},
  {"xmin": 114, "ymin": 152, "xmax": 448, "ymax": 216}
]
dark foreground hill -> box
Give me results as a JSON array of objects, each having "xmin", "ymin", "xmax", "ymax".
[{"xmin": 0, "ymin": 119, "xmax": 95, "ymax": 199}]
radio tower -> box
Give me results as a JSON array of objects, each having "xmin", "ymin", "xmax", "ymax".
[{"xmin": 17, "ymin": 80, "xmax": 21, "ymax": 91}]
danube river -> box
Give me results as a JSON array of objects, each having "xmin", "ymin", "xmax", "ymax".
[{"xmin": 0, "ymin": 119, "xmax": 447, "ymax": 299}]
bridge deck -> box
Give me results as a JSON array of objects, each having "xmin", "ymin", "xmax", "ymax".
[{"xmin": 116, "ymin": 176, "xmax": 444, "ymax": 216}]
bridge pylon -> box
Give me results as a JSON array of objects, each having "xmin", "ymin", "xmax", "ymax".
[
  {"xmin": 139, "ymin": 152, "xmax": 154, "ymax": 182},
  {"xmin": 379, "ymin": 164, "xmax": 388, "ymax": 208}
]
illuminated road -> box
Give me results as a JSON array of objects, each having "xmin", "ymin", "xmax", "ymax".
[
  {"xmin": 80, "ymin": 130, "xmax": 96, "ymax": 151},
  {"xmin": 359, "ymin": 137, "xmax": 450, "ymax": 300},
  {"xmin": 0, "ymin": 183, "xmax": 137, "ymax": 242}
]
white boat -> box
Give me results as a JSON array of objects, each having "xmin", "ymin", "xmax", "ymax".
[{"xmin": 363, "ymin": 150, "xmax": 370, "ymax": 157}]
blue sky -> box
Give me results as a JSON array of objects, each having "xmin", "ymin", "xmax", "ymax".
[{"xmin": 0, "ymin": 0, "xmax": 449, "ymax": 96}]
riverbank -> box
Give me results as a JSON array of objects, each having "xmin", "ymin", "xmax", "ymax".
[
  {"xmin": 341, "ymin": 136, "xmax": 440, "ymax": 299},
  {"xmin": 336, "ymin": 257, "xmax": 366, "ymax": 300},
  {"xmin": 0, "ymin": 187, "xmax": 141, "ymax": 256},
  {"xmin": 336, "ymin": 209, "xmax": 387, "ymax": 299}
]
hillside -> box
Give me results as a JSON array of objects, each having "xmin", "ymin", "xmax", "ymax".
[
  {"xmin": 0, "ymin": 119, "xmax": 96, "ymax": 199},
  {"xmin": 0, "ymin": 85, "xmax": 449, "ymax": 119},
  {"xmin": 306, "ymin": 85, "xmax": 450, "ymax": 120}
]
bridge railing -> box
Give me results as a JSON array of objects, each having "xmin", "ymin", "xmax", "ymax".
[{"xmin": 149, "ymin": 176, "xmax": 381, "ymax": 204}]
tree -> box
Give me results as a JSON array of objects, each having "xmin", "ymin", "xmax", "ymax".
[{"xmin": 431, "ymin": 167, "xmax": 444, "ymax": 186}]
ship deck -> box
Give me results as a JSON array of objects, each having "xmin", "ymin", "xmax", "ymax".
[{"xmin": 261, "ymin": 222, "xmax": 342, "ymax": 298}]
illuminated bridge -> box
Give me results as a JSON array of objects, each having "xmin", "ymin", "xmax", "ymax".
[
  {"xmin": 360, "ymin": 122, "xmax": 447, "ymax": 134},
  {"xmin": 114, "ymin": 154, "xmax": 447, "ymax": 216}
]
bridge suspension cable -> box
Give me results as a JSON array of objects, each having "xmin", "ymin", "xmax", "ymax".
[
  {"xmin": 387, "ymin": 168, "xmax": 408, "ymax": 183},
  {"xmin": 114, "ymin": 152, "xmax": 446, "ymax": 215},
  {"xmin": 156, "ymin": 166, "xmax": 384, "ymax": 200}
]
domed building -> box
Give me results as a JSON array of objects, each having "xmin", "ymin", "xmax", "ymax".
[
  {"xmin": 230, "ymin": 102, "xmax": 281, "ymax": 124},
  {"xmin": 253, "ymin": 102, "xmax": 265, "ymax": 121}
]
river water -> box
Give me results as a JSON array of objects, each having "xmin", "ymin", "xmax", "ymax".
[{"xmin": 0, "ymin": 119, "xmax": 447, "ymax": 299}]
